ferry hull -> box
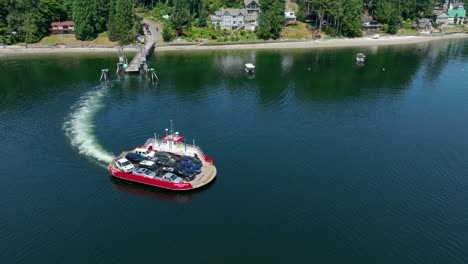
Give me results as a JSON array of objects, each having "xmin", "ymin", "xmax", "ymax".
[{"xmin": 108, "ymin": 166, "xmax": 194, "ymax": 191}]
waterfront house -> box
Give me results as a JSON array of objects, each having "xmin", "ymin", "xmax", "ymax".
[
  {"xmin": 414, "ymin": 18, "xmax": 433, "ymax": 32},
  {"xmin": 434, "ymin": 11, "xmax": 449, "ymax": 25},
  {"xmin": 211, "ymin": 9, "xmax": 246, "ymax": 30},
  {"xmin": 49, "ymin": 21, "xmax": 75, "ymax": 35},
  {"xmin": 211, "ymin": 0, "xmax": 261, "ymax": 30}
]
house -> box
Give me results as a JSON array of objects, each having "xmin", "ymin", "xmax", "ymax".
[
  {"xmin": 414, "ymin": 18, "xmax": 433, "ymax": 32},
  {"xmin": 211, "ymin": 0, "xmax": 261, "ymax": 30},
  {"xmin": 244, "ymin": 0, "xmax": 261, "ymax": 30},
  {"xmin": 434, "ymin": 11, "xmax": 449, "ymax": 25},
  {"xmin": 284, "ymin": 11, "xmax": 297, "ymax": 25},
  {"xmin": 49, "ymin": 21, "xmax": 74, "ymax": 34},
  {"xmin": 211, "ymin": 9, "xmax": 246, "ymax": 30}
]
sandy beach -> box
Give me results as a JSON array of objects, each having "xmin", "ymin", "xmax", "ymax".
[{"xmin": 0, "ymin": 33, "xmax": 467, "ymax": 56}]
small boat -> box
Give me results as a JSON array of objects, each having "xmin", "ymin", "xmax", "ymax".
[
  {"xmin": 356, "ymin": 53, "xmax": 366, "ymax": 62},
  {"xmin": 108, "ymin": 121, "xmax": 217, "ymax": 191},
  {"xmin": 245, "ymin": 63, "xmax": 255, "ymax": 73}
]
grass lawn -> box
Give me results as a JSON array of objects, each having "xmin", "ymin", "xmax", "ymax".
[
  {"xmin": 34, "ymin": 32, "xmax": 118, "ymax": 46},
  {"xmin": 397, "ymin": 28, "xmax": 419, "ymax": 35},
  {"xmin": 280, "ymin": 22, "xmax": 313, "ymax": 40}
]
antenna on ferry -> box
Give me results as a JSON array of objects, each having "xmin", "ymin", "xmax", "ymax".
[
  {"xmin": 169, "ymin": 120, "xmax": 174, "ymax": 136},
  {"xmin": 193, "ymin": 139, "xmax": 195, "ymax": 148},
  {"xmin": 165, "ymin": 128, "xmax": 168, "ymax": 137}
]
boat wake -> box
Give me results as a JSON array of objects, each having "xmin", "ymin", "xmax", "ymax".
[{"xmin": 63, "ymin": 85, "xmax": 114, "ymax": 164}]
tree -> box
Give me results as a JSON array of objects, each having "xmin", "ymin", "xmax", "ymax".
[
  {"xmin": 73, "ymin": 0, "xmax": 97, "ymax": 40},
  {"xmin": 107, "ymin": 0, "xmax": 118, "ymax": 41},
  {"xmin": 341, "ymin": 0, "xmax": 363, "ymax": 37},
  {"xmin": 257, "ymin": 0, "xmax": 284, "ymax": 39},
  {"xmin": 114, "ymin": 0, "xmax": 139, "ymax": 44},
  {"xmin": 162, "ymin": 25, "xmax": 174, "ymax": 41},
  {"xmin": 373, "ymin": 0, "xmax": 393, "ymax": 24},
  {"xmin": 169, "ymin": 0, "xmax": 191, "ymax": 31}
]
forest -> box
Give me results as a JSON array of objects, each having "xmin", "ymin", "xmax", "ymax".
[{"xmin": 0, "ymin": 0, "xmax": 465, "ymax": 44}]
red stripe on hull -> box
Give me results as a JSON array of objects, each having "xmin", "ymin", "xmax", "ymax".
[{"xmin": 108, "ymin": 166, "xmax": 194, "ymax": 191}]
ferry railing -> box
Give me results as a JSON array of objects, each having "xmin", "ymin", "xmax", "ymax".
[{"xmin": 144, "ymin": 138, "xmax": 207, "ymax": 164}]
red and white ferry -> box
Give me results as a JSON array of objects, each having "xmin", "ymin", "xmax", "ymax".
[{"xmin": 108, "ymin": 121, "xmax": 216, "ymax": 191}]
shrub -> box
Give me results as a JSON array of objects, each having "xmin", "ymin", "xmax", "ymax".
[
  {"xmin": 162, "ymin": 26, "xmax": 174, "ymax": 42},
  {"xmin": 381, "ymin": 24, "xmax": 389, "ymax": 32}
]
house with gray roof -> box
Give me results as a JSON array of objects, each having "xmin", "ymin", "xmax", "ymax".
[{"xmin": 211, "ymin": 0, "xmax": 261, "ymax": 30}]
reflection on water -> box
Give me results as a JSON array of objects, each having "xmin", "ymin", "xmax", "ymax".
[{"xmin": 1, "ymin": 38, "xmax": 468, "ymax": 264}]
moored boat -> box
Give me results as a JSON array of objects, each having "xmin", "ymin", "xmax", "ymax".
[{"xmin": 108, "ymin": 121, "xmax": 217, "ymax": 191}]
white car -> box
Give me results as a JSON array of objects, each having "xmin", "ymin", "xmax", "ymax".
[
  {"xmin": 161, "ymin": 172, "xmax": 184, "ymax": 183},
  {"xmin": 114, "ymin": 158, "xmax": 134, "ymax": 173},
  {"xmin": 132, "ymin": 168, "xmax": 157, "ymax": 179},
  {"xmin": 134, "ymin": 147, "xmax": 155, "ymax": 158}
]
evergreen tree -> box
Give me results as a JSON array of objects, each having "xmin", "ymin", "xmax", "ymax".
[
  {"xmin": 170, "ymin": 0, "xmax": 191, "ymax": 31},
  {"xmin": 73, "ymin": 0, "xmax": 97, "ymax": 40},
  {"xmin": 108, "ymin": 0, "xmax": 118, "ymax": 41},
  {"xmin": 257, "ymin": 0, "xmax": 284, "ymax": 39},
  {"xmin": 114, "ymin": 0, "xmax": 139, "ymax": 44},
  {"xmin": 93, "ymin": 0, "xmax": 109, "ymax": 32},
  {"xmin": 341, "ymin": 0, "xmax": 363, "ymax": 37}
]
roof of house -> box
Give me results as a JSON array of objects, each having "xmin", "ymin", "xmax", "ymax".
[
  {"xmin": 51, "ymin": 21, "xmax": 74, "ymax": 26},
  {"xmin": 416, "ymin": 18, "xmax": 432, "ymax": 28},
  {"xmin": 215, "ymin": 8, "xmax": 246, "ymax": 17},
  {"xmin": 436, "ymin": 12, "xmax": 449, "ymax": 18},
  {"xmin": 448, "ymin": 9, "xmax": 466, "ymax": 17},
  {"xmin": 244, "ymin": 0, "xmax": 260, "ymax": 6}
]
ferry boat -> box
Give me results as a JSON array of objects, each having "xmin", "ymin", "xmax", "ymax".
[{"xmin": 108, "ymin": 121, "xmax": 217, "ymax": 191}]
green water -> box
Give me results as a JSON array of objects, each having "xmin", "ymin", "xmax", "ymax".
[{"xmin": 1, "ymin": 39, "xmax": 468, "ymax": 263}]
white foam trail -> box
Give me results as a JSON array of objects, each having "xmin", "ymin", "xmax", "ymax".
[{"xmin": 63, "ymin": 85, "xmax": 115, "ymax": 164}]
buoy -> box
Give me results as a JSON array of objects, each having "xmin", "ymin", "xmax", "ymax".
[{"xmin": 382, "ymin": 68, "xmax": 385, "ymax": 71}]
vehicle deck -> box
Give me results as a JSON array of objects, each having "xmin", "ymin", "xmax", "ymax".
[{"xmin": 113, "ymin": 151, "xmax": 217, "ymax": 189}]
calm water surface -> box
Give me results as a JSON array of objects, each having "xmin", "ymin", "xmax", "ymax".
[{"xmin": 1, "ymin": 39, "xmax": 468, "ymax": 263}]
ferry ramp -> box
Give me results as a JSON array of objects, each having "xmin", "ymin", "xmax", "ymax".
[{"xmin": 125, "ymin": 20, "xmax": 156, "ymax": 73}]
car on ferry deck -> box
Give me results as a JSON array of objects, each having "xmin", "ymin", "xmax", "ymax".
[
  {"xmin": 125, "ymin": 153, "xmax": 145, "ymax": 163},
  {"xmin": 153, "ymin": 156, "xmax": 178, "ymax": 167},
  {"xmin": 178, "ymin": 161, "xmax": 201, "ymax": 174},
  {"xmin": 161, "ymin": 172, "xmax": 184, "ymax": 183},
  {"xmin": 173, "ymin": 165, "xmax": 196, "ymax": 181},
  {"xmin": 132, "ymin": 168, "xmax": 157, "ymax": 178},
  {"xmin": 155, "ymin": 151, "xmax": 177, "ymax": 159},
  {"xmin": 114, "ymin": 158, "xmax": 135, "ymax": 173},
  {"xmin": 139, "ymin": 160, "xmax": 161, "ymax": 171},
  {"xmin": 178, "ymin": 156, "xmax": 203, "ymax": 167}
]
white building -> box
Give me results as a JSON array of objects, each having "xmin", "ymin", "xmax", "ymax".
[{"xmin": 211, "ymin": 0, "xmax": 261, "ymax": 30}]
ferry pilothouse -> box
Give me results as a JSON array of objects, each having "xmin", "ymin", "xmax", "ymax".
[{"xmin": 108, "ymin": 121, "xmax": 216, "ymax": 191}]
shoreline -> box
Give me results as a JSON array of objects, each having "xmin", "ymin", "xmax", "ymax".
[{"xmin": 1, "ymin": 33, "xmax": 467, "ymax": 56}]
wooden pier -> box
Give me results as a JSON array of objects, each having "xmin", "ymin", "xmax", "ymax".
[{"xmin": 124, "ymin": 22, "xmax": 156, "ymax": 73}]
